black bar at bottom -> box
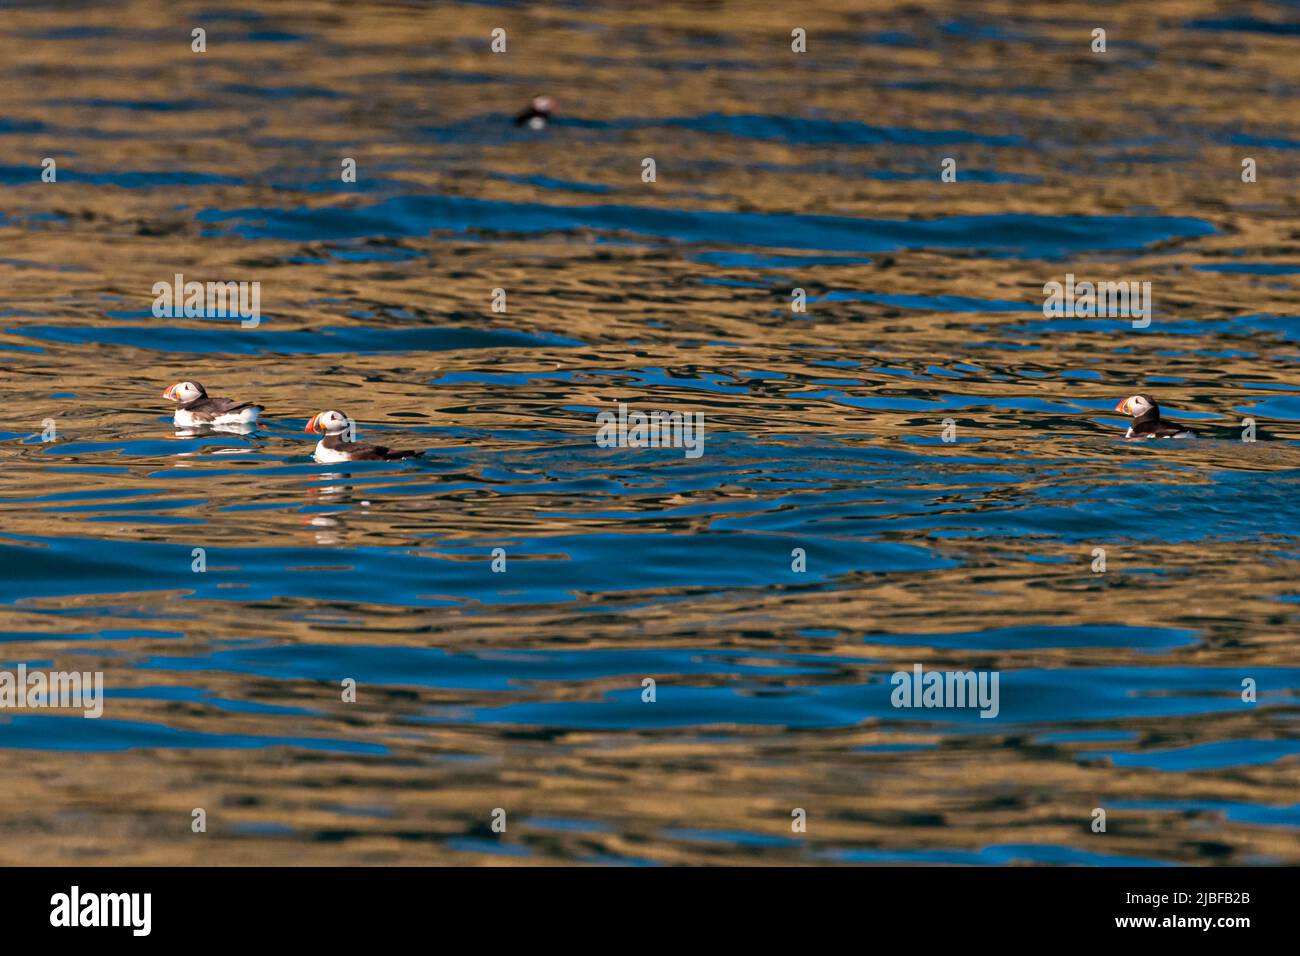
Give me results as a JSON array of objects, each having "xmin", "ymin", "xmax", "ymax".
[{"xmin": 0, "ymin": 865, "xmax": 1285, "ymax": 941}]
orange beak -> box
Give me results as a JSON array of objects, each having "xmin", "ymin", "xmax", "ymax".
[
  {"xmin": 162, "ymin": 384, "xmax": 178, "ymax": 401},
  {"xmin": 305, "ymin": 414, "xmax": 320, "ymax": 433},
  {"xmin": 1114, "ymin": 399, "xmax": 1128, "ymax": 414}
]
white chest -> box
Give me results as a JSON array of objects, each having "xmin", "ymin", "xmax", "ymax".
[{"xmin": 314, "ymin": 440, "xmax": 352, "ymax": 463}]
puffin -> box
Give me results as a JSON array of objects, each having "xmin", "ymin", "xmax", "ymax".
[
  {"xmin": 305, "ymin": 410, "xmax": 419, "ymax": 462},
  {"xmin": 1114, "ymin": 394, "xmax": 1196, "ymax": 438},
  {"xmin": 513, "ymin": 95, "xmax": 556, "ymax": 130},
  {"xmin": 163, "ymin": 380, "xmax": 263, "ymax": 427}
]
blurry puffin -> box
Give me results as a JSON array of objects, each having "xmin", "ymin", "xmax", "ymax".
[
  {"xmin": 1114, "ymin": 394, "xmax": 1195, "ymax": 438},
  {"xmin": 513, "ymin": 95, "xmax": 556, "ymax": 130},
  {"xmin": 305, "ymin": 410, "xmax": 419, "ymax": 462},
  {"xmin": 163, "ymin": 380, "xmax": 263, "ymax": 427}
]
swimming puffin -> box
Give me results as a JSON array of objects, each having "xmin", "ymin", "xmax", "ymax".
[
  {"xmin": 305, "ymin": 410, "xmax": 419, "ymax": 462},
  {"xmin": 163, "ymin": 380, "xmax": 263, "ymax": 427},
  {"xmin": 513, "ymin": 95, "xmax": 556, "ymax": 130},
  {"xmin": 1114, "ymin": 394, "xmax": 1195, "ymax": 438}
]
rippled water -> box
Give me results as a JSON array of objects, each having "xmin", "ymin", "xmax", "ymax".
[{"xmin": 1, "ymin": 0, "xmax": 1298, "ymax": 865}]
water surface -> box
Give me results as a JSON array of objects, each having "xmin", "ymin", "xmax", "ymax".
[{"xmin": 0, "ymin": 0, "xmax": 1297, "ymax": 866}]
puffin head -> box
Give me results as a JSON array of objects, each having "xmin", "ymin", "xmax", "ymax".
[
  {"xmin": 531, "ymin": 95, "xmax": 556, "ymax": 115},
  {"xmin": 1115, "ymin": 394, "xmax": 1158, "ymax": 418},
  {"xmin": 163, "ymin": 381, "xmax": 206, "ymax": 403},
  {"xmin": 306, "ymin": 409, "xmax": 351, "ymax": 435}
]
